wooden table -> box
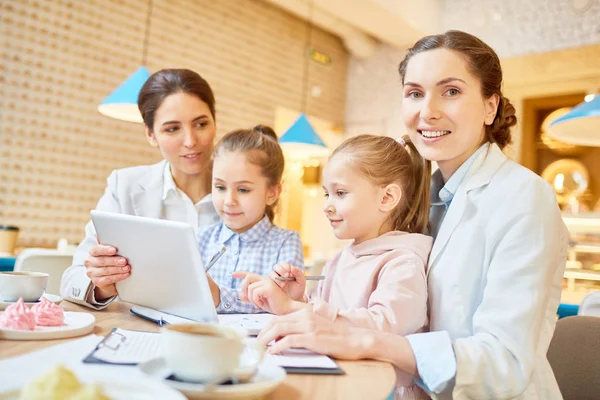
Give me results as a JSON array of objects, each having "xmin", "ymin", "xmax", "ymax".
[{"xmin": 1, "ymin": 301, "xmax": 396, "ymax": 399}]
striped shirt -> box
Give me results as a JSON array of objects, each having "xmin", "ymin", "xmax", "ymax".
[{"xmin": 196, "ymin": 215, "xmax": 304, "ymax": 313}]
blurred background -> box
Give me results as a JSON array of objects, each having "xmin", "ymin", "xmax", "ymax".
[{"xmin": 1, "ymin": 0, "xmax": 599, "ymax": 306}]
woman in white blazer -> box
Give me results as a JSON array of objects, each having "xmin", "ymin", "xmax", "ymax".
[
  {"xmin": 61, "ymin": 69, "xmax": 219, "ymax": 310},
  {"xmin": 257, "ymin": 31, "xmax": 568, "ymax": 399}
]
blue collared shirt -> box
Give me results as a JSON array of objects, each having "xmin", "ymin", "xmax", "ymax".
[
  {"xmin": 196, "ymin": 216, "xmax": 304, "ymax": 314},
  {"xmin": 429, "ymin": 143, "xmax": 489, "ymax": 239}
]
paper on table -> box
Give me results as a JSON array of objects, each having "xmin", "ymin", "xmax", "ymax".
[
  {"xmin": 0, "ymin": 335, "xmax": 103, "ymax": 392},
  {"xmin": 217, "ymin": 313, "xmax": 275, "ymax": 335},
  {"xmin": 0, "ymin": 334, "xmax": 180, "ymax": 395},
  {"xmin": 92, "ymin": 329, "xmax": 161, "ymax": 364},
  {"xmin": 266, "ymin": 348, "xmax": 339, "ymax": 369}
]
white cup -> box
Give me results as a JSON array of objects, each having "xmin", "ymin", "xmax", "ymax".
[
  {"xmin": 161, "ymin": 323, "xmax": 264, "ymax": 383},
  {"xmin": 0, "ymin": 271, "xmax": 49, "ymax": 302}
]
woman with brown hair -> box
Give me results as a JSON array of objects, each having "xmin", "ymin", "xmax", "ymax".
[
  {"xmin": 61, "ymin": 69, "xmax": 220, "ymax": 309},
  {"xmin": 257, "ymin": 31, "xmax": 567, "ymax": 399}
]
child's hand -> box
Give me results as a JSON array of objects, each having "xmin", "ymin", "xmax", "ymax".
[
  {"xmin": 232, "ymin": 271, "xmax": 268, "ymax": 304},
  {"xmin": 247, "ymin": 278, "xmax": 297, "ymax": 315},
  {"xmin": 269, "ymin": 262, "xmax": 306, "ymax": 301}
]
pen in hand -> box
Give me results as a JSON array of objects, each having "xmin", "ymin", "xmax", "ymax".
[
  {"xmin": 205, "ymin": 247, "xmax": 226, "ymax": 272},
  {"xmin": 274, "ymin": 275, "xmax": 325, "ymax": 281}
]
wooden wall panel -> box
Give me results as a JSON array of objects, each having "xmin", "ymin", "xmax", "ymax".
[{"xmin": 0, "ymin": 0, "xmax": 348, "ymax": 247}]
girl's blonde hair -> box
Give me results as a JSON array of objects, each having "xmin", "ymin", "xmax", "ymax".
[
  {"xmin": 213, "ymin": 125, "xmax": 284, "ymax": 222},
  {"xmin": 331, "ymin": 134, "xmax": 430, "ymax": 234}
]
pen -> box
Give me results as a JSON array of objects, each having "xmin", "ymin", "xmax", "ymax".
[
  {"xmin": 274, "ymin": 275, "xmax": 325, "ymax": 281},
  {"xmin": 205, "ymin": 247, "xmax": 226, "ymax": 272},
  {"xmin": 129, "ymin": 308, "xmax": 169, "ymax": 327}
]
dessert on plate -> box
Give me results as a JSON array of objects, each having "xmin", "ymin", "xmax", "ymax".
[
  {"xmin": 20, "ymin": 365, "xmax": 110, "ymax": 400},
  {"xmin": 0, "ymin": 298, "xmax": 35, "ymax": 330},
  {"xmin": 30, "ymin": 296, "xmax": 65, "ymax": 326}
]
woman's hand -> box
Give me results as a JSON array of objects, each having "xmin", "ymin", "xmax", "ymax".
[
  {"xmin": 258, "ymin": 309, "xmax": 374, "ymax": 359},
  {"xmin": 259, "ymin": 309, "xmax": 420, "ymax": 376},
  {"xmin": 84, "ymin": 244, "xmax": 130, "ymax": 300},
  {"xmin": 269, "ymin": 262, "xmax": 306, "ymax": 301}
]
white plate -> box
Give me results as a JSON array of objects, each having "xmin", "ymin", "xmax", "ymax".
[
  {"xmin": 139, "ymin": 357, "xmax": 286, "ymax": 399},
  {"xmin": 0, "ymin": 311, "xmax": 95, "ymax": 340},
  {"xmin": 0, "ymin": 379, "xmax": 187, "ymax": 400},
  {"xmin": 0, "ymin": 293, "xmax": 63, "ymax": 311}
]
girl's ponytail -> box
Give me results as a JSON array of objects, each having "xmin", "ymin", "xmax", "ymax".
[{"xmin": 395, "ymin": 136, "xmax": 430, "ymax": 233}]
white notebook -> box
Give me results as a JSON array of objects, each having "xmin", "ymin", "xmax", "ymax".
[
  {"xmin": 217, "ymin": 313, "xmax": 275, "ymax": 335},
  {"xmin": 130, "ymin": 306, "xmax": 274, "ymax": 336},
  {"xmin": 92, "ymin": 328, "xmax": 161, "ymax": 365},
  {"xmin": 86, "ymin": 328, "xmax": 341, "ymax": 372},
  {"xmin": 266, "ymin": 348, "xmax": 339, "ymax": 369}
]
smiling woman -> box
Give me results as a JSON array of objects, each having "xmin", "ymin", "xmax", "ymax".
[
  {"xmin": 257, "ymin": 31, "xmax": 567, "ymax": 400},
  {"xmin": 60, "ymin": 69, "xmax": 221, "ymax": 310}
]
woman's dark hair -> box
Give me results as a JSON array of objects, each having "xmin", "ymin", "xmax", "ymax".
[{"xmin": 138, "ymin": 69, "xmax": 216, "ymax": 131}]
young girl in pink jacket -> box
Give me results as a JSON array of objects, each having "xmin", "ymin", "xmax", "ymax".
[{"xmin": 235, "ymin": 134, "xmax": 432, "ymax": 399}]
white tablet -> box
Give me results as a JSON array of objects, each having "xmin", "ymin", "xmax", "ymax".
[{"xmin": 90, "ymin": 210, "xmax": 217, "ymax": 323}]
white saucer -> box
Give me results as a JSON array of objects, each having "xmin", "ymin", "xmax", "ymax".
[
  {"xmin": 0, "ymin": 379, "xmax": 186, "ymax": 400},
  {"xmin": 139, "ymin": 357, "xmax": 286, "ymax": 399},
  {"xmin": 0, "ymin": 311, "xmax": 95, "ymax": 340},
  {"xmin": 0, "ymin": 293, "xmax": 63, "ymax": 311}
]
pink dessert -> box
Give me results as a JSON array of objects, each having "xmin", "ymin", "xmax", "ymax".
[
  {"xmin": 31, "ymin": 296, "xmax": 65, "ymax": 326},
  {"xmin": 0, "ymin": 298, "xmax": 36, "ymax": 330}
]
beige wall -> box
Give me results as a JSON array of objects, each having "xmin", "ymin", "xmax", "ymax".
[{"xmin": 0, "ymin": 0, "xmax": 348, "ymax": 248}]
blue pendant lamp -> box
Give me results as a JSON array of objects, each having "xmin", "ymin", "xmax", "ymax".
[
  {"xmin": 279, "ymin": 0, "xmax": 329, "ymax": 158},
  {"xmin": 280, "ymin": 114, "xmax": 329, "ymax": 158},
  {"xmin": 548, "ymin": 94, "xmax": 600, "ymax": 147},
  {"xmin": 98, "ymin": 0, "xmax": 153, "ymax": 123}
]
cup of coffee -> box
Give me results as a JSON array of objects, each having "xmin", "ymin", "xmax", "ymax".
[
  {"xmin": 0, "ymin": 225, "xmax": 19, "ymax": 255},
  {"xmin": 0, "ymin": 271, "xmax": 49, "ymax": 302},
  {"xmin": 161, "ymin": 323, "xmax": 265, "ymax": 383}
]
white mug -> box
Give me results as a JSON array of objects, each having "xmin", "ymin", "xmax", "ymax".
[
  {"xmin": 0, "ymin": 272, "xmax": 48, "ymax": 302},
  {"xmin": 161, "ymin": 323, "xmax": 264, "ymax": 383}
]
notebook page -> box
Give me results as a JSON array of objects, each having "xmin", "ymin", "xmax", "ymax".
[
  {"xmin": 266, "ymin": 348, "xmax": 339, "ymax": 369},
  {"xmin": 217, "ymin": 313, "xmax": 275, "ymax": 335},
  {"xmin": 93, "ymin": 329, "xmax": 161, "ymax": 364}
]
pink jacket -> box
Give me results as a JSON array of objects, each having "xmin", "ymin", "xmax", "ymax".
[{"xmin": 310, "ymin": 231, "xmax": 432, "ymax": 335}]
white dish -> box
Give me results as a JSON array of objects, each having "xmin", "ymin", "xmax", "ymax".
[
  {"xmin": 0, "ymin": 293, "xmax": 63, "ymax": 311},
  {"xmin": 0, "ymin": 311, "xmax": 95, "ymax": 340},
  {"xmin": 0, "ymin": 379, "xmax": 186, "ymax": 400},
  {"xmin": 139, "ymin": 357, "xmax": 286, "ymax": 399}
]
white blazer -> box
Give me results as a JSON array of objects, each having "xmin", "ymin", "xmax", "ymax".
[
  {"xmin": 60, "ymin": 160, "xmax": 217, "ymax": 309},
  {"xmin": 422, "ymin": 144, "xmax": 568, "ymax": 399}
]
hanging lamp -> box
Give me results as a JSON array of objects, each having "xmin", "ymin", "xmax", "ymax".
[
  {"xmin": 547, "ymin": 94, "xmax": 600, "ymax": 147},
  {"xmin": 98, "ymin": 0, "xmax": 153, "ymax": 123},
  {"xmin": 279, "ymin": 0, "xmax": 329, "ymax": 158}
]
